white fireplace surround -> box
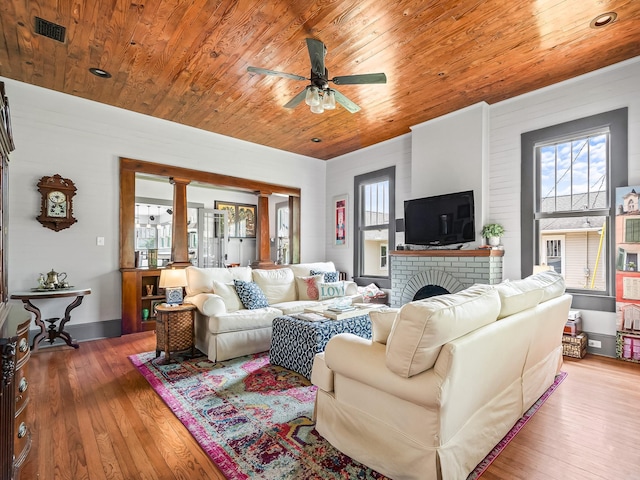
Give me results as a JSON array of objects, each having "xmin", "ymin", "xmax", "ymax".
[{"xmin": 390, "ymin": 250, "xmax": 504, "ymax": 307}]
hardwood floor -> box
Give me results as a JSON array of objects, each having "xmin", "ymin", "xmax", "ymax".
[
  {"xmin": 20, "ymin": 332, "xmax": 640, "ymax": 480},
  {"xmin": 21, "ymin": 332, "xmax": 225, "ymax": 480}
]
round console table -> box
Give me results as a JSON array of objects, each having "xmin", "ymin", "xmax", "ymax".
[{"xmin": 11, "ymin": 288, "xmax": 92, "ymax": 351}]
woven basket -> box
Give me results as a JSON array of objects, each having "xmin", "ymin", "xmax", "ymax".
[{"xmin": 156, "ymin": 307, "xmax": 194, "ymax": 355}]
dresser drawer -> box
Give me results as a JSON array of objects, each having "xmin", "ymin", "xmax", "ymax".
[
  {"xmin": 13, "ymin": 410, "xmax": 31, "ymax": 470},
  {"xmin": 15, "ymin": 335, "xmax": 29, "ymax": 364},
  {"xmin": 15, "ymin": 372, "xmax": 29, "ymax": 416}
]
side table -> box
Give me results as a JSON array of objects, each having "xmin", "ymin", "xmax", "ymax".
[
  {"xmin": 155, "ymin": 304, "xmax": 196, "ymax": 362},
  {"xmin": 11, "ymin": 288, "xmax": 92, "ymax": 351}
]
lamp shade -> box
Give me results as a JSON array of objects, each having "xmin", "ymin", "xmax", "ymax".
[
  {"xmin": 159, "ymin": 268, "xmax": 188, "ymax": 288},
  {"xmin": 159, "ymin": 268, "xmax": 188, "ymax": 304}
]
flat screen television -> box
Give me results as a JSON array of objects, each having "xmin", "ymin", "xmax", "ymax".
[{"xmin": 403, "ymin": 190, "xmax": 475, "ymax": 246}]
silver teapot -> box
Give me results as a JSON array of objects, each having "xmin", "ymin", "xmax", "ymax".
[{"xmin": 41, "ymin": 269, "xmax": 68, "ymax": 289}]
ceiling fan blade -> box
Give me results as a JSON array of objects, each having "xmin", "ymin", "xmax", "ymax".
[
  {"xmin": 306, "ymin": 38, "xmax": 326, "ymax": 77},
  {"xmin": 247, "ymin": 66, "xmax": 307, "ymax": 81},
  {"xmin": 331, "ymin": 73, "xmax": 387, "ymax": 85},
  {"xmin": 283, "ymin": 88, "xmax": 308, "ymax": 109},
  {"xmin": 332, "ymin": 89, "xmax": 361, "ymax": 113}
]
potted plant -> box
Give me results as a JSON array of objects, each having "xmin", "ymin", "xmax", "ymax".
[
  {"xmin": 482, "ymin": 223, "xmax": 505, "ymax": 246},
  {"xmin": 628, "ymin": 262, "xmax": 636, "ymax": 272}
]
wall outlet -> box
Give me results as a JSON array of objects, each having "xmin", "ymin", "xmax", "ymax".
[
  {"xmin": 588, "ymin": 339, "xmax": 602, "ymax": 348},
  {"xmin": 96, "ymin": 236, "xmax": 105, "ymax": 246}
]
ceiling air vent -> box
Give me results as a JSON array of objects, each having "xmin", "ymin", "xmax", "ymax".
[{"xmin": 34, "ymin": 17, "xmax": 66, "ymax": 43}]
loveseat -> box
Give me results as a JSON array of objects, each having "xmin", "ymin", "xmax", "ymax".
[
  {"xmin": 184, "ymin": 262, "xmax": 361, "ymax": 362},
  {"xmin": 311, "ymin": 271, "xmax": 571, "ymax": 480}
]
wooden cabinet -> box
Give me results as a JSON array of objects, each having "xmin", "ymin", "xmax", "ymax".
[
  {"xmin": 0, "ymin": 81, "xmax": 30, "ymax": 479},
  {"xmin": 121, "ymin": 268, "xmax": 165, "ymax": 334},
  {"xmin": 1, "ymin": 306, "xmax": 31, "ymax": 480}
]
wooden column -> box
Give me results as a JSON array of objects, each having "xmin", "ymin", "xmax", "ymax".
[
  {"xmin": 251, "ymin": 192, "xmax": 276, "ymax": 269},
  {"xmin": 169, "ymin": 177, "xmax": 191, "ymax": 267}
]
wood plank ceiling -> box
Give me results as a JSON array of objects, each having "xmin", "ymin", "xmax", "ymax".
[{"xmin": 1, "ymin": 1, "xmax": 638, "ymax": 160}]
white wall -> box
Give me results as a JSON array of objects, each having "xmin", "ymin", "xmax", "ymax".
[
  {"xmin": 410, "ymin": 102, "xmax": 489, "ymax": 244},
  {"xmin": 488, "ymin": 56, "xmax": 640, "ymax": 336},
  {"xmin": 2, "ymin": 77, "xmax": 326, "ymax": 329},
  {"xmin": 327, "ymin": 55, "xmax": 640, "ymax": 339},
  {"xmin": 325, "ymin": 134, "xmax": 412, "ymax": 276}
]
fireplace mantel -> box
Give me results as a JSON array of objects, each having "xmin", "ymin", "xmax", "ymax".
[
  {"xmin": 391, "ymin": 249, "xmax": 504, "ymax": 257},
  {"xmin": 390, "ymin": 249, "xmax": 504, "ymax": 307}
]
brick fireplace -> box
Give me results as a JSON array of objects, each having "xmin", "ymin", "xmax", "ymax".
[{"xmin": 390, "ymin": 249, "xmax": 504, "ymax": 307}]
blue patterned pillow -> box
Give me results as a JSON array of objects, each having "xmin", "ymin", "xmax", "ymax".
[
  {"xmin": 233, "ymin": 280, "xmax": 269, "ymax": 309},
  {"xmin": 310, "ymin": 269, "xmax": 339, "ymax": 283}
]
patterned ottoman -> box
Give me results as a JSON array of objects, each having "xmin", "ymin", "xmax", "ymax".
[{"xmin": 270, "ymin": 314, "xmax": 372, "ymax": 379}]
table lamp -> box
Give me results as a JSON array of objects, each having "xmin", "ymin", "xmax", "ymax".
[{"xmin": 159, "ymin": 268, "xmax": 188, "ymax": 305}]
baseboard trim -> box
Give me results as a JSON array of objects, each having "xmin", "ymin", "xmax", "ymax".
[
  {"xmin": 28, "ymin": 319, "xmax": 122, "ymax": 349},
  {"xmin": 584, "ymin": 331, "xmax": 617, "ymax": 358}
]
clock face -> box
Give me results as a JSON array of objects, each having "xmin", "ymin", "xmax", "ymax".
[
  {"xmin": 48, "ymin": 191, "xmax": 66, "ymax": 204},
  {"xmin": 47, "ymin": 191, "xmax": 68, "ymax": 218}
]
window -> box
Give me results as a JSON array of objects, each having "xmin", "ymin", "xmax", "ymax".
[
  {"xmin": 521, "ymin": 108, "xmax": 628, "ymax": 311},
  {"xmin": 542, "ymin": 236, "xmax": 565, "ymax": 274},
  {"xmin": 354, "ymin": 167, "xmax": 395, "ymax": 288},
  {"xmin": 275, "ymin": 202, "xmax": 290, "ymax": 264},
  {"xmin": 380, "ymin": 244, "xmax": 388, "ymax": 269},
  {"xmin": 625, "ymin": 218, "xmax": 640, "ymax": 243}
]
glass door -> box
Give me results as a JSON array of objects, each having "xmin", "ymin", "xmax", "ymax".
[{"xmin": 198, "ymin": 208, "xmax": 228, "ymax": 267}]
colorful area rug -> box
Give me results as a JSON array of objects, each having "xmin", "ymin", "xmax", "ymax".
[{"xmin": 129, "ymin": 351, "xmax": 566, "ymax": 479}]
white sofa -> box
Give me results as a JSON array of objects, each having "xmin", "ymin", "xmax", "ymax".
[
  {"xmin": 184, "ymin": 262, "xmax": 361, "ymax": 362},
  {"xmin": 311, "ymin": 271, "xmax": 571, "ymax": 480}
]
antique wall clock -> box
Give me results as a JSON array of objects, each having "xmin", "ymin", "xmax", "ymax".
[{"xmin": 36, "ymin": 174, "xmax": 77, "ymax": 231}]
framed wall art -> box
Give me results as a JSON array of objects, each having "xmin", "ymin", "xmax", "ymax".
[
  {"xmin": 215, "ymin": 201, "xmax": 257, "ymax": 238},
  {"xmin": 334, "ymin": 194, "xmax": 348, "ymax": 247}
]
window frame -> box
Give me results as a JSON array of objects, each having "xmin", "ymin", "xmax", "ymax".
[
  {"xmin": 521, "ymin": 108, "xmax": 628, "ymax": 312},
  {"xmin": 353, "ymin": 166, "xmax": 395, "ymax": 288}
]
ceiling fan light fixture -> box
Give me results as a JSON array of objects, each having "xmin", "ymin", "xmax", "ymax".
[
  {"xmin": 310, "ymin": 101, "xmax": 324, "ymax": 114},
  {"xmin": 323, "ymin": 90, "xmax": 336, "ymax": 110},
  {"xmin": 305, "ymin": 86, "xmax": 320, "ymax": 106}
]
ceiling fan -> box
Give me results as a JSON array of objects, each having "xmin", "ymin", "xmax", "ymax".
[{"xmin": 247, "ymin": 38, "xmax": 387, "ymax": 114}]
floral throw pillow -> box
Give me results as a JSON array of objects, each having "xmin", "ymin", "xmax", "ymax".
[
  {"xmin": 310, "ymin": 269, "xmax": 339, "ymax": 283},
  {"xmin": 233, "ymin": 279, "xmax": 269, "ymax": 309}
]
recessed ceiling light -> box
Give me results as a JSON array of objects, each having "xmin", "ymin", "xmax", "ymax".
[
  {"xmin": 311, "ymin": 138, "xmax": 322, "ymax": 143},
  {"xmin": 89, "ymin": 67, "xmax": 112, "ymax": 78},
  {"xmin": 590, "ymin": 12, "xmax": 617, "ymax": 28}
]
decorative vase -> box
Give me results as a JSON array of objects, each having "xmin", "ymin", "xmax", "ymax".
[{"xmin": 488, "ymin": 236, "xmax": 501, "ymax": 246}]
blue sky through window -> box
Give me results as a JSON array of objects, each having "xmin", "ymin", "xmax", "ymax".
[{"xmin": 539, "ymin": 133, "xmax": 607, "ymax": 212}]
